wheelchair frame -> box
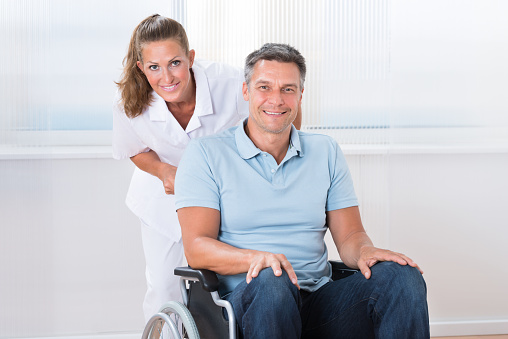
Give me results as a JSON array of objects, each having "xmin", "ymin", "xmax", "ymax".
[{"xmin": 142, "ymin": 261, "xmax": 359, "ymax": 339}]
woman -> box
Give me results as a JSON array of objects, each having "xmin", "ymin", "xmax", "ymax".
[{"xmin": 113, "ymin": 14, "xmax": 301, "ymax": 322}]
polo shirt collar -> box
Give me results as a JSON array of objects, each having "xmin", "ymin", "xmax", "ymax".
[
  {"xmin": 235, "ymin": 119, "xmax": 304, "ymax": 159},
  {"xmin": 289, "ymin": 124, "xmax": 304, "ymax": 157},
  {"xmin": 235, "ymin": 119, "xmax": 260, "ymax": 159}
]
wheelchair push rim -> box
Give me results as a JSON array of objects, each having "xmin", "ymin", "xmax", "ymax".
[{"xmin": 141, "ymin": 301, "xmax": 200, "ymax": 339}]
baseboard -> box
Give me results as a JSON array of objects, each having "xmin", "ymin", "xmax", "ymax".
[
  {"xmin": 12, "ymin": 320, "xmax": 508, "ymax": 339},
  {"xmin": 430, "ymin": 319, "xmax": 508, "ymax": 337},
  {"xmin": 10, "ymin": 333, "xmax": 142, "ymax": 339}
]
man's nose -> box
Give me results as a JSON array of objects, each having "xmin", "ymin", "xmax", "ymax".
[{"xmin": 267, "ymin": 90, "xmax": 284, "ymax": 105}]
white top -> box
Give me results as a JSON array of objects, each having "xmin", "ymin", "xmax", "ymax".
[{"xmin": 113, "ymin": 60, "xmax": 249, "ymax": 241}]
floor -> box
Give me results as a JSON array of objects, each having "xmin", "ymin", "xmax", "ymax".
[{"xmin": 433, "ymin": 336, "xmax": 508, "ymax": 339}]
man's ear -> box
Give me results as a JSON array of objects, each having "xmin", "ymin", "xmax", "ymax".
[
  {"xmin": 299, "ymin": 87, "xmax": 304, "ymax": 104},
  {"xmin": 242, "ymin": 82, "xmax": 249, "ymax": 101}
]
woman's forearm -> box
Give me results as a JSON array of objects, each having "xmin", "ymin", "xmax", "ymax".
[{"xmin": 131, "ymin": 150, "xmax": 177, "ymax": 194}]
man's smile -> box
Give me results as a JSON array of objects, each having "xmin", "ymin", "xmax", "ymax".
[{"xmin": 263, "ymin": 110, "xmax": 286, "ymax": 115}]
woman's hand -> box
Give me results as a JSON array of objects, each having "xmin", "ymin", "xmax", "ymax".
[
  {"xmin": 130, "ymin": 150, "xmax": 177, "ymax": 194},
  {"xmin": 157, "ymin": 163, "xmax": 177, "ymax": 195}
]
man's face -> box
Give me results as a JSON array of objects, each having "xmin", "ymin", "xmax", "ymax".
[{"xmin": 243, "ymin": 60, "xmax": 303, "ymax": 136}]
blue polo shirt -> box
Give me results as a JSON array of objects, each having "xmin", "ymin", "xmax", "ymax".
[{"xmin": 175, "ymin": 120, "xmax": 358, "ymax": 294}]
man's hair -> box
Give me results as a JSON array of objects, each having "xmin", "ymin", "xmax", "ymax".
[{"xmin": 244, "ymin": 43, "xmax": 306, "ymax": 89}]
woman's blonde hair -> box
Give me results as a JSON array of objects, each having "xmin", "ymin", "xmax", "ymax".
[{"xmin": 116, "ymin": 14, "xmax": 190, "ymax": 118}]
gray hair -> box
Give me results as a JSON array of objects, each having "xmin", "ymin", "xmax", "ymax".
[{"xmin": 244, "ymin": 43, "xmax": 306, "ymax": 89}]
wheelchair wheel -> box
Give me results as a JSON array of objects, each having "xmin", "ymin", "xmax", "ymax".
[{"xmin": 141, "ymin": 301, "xmax": 200, "ymax": 339}]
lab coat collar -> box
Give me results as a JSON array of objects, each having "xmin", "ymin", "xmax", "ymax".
[
  {"xmin": 185, "ymin": 62, "xmax": 214, "ymax": 133},
  {"xmin": 235, "ymin": 119, "xmax": 303, "ymax": 159},
  {"xmin": 148, "ymin": 92, "xmax": 169, "ymax": 122}
]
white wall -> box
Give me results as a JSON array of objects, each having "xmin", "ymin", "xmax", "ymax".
[
  {"xmin": 1, "ymin": 149, "xmax": 507, "ymax": 338},
  {"xmin": 0, "ymin": 157, "xmax": 145, "ymax": 338},
  {"xmin": 328, "ymin": 150, "xmax": 508, "ymax": 336}
]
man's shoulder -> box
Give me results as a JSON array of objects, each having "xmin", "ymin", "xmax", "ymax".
[
  {"xmin": 297, "ymin": 130, "xmax": 338, "ymax": 148},
  {"xmin": 191, "ymin": 125, "xmax": 238, "ymax": 149}
]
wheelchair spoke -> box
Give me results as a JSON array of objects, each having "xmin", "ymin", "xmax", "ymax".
[{"xmin": 141, "ymin": 301, "xmax": 200, "ymax": 339}]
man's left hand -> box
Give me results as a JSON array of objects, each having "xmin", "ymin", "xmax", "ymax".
[{"xmin": 357, "ymin": 246, "xmax": 423, "ymax": 279}]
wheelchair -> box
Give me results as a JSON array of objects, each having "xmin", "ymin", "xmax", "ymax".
[{"xmin": 141, "ymin": 261, "xmax": 359, "ymax": 339}]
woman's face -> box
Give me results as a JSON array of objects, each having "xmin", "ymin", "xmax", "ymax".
[{"xmin": 137, "ymin": 39, "xmax": 195, "ymax": 104}]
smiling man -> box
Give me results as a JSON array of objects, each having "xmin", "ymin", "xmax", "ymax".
[{"xmin": 175, "ymin": 43, "xmax": 429, "ymax": 338}]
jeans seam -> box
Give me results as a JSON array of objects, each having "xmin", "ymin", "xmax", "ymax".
[
  {"xmin": 303, "ymin": 296, "xmax": 376, "ymax": 332},
  {"xmin": 372, "ymin": 297, "xmax": 382, "ymax": 322}
]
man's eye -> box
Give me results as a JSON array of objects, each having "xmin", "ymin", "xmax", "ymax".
[
  {"xmin": 260, "ymin": 86, "xmax": 268, "ymax": 90},
  {"xmin": 149, "ymin": 65, "xmax": 159, "ymax": 71},
  {"xmin": 284, "ymin": 88, "xmax": 294, "ymax": 92}
]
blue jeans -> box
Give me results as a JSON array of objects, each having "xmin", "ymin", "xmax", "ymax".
[{"xmin": 225, "ymin": 261, "xmax": 429, "ymax": 339}]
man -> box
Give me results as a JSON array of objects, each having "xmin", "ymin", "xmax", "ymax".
[{"xmin": 175, "ymin": 43, "xmax": 429, "ymax": 338}]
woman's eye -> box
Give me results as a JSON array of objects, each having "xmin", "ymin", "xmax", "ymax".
[
  {"xmin": 149, "ymin": 65, "xmax": 158, "ymax": 71},
  {"xmin": 171, "ymin": 60, "xmax": 181, "ymax": 67}
]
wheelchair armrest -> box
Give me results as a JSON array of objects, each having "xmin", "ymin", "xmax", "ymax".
[
  {"xmin": 329, "ymin": 260, "xmax": 359, "ymax": 281},
  {"xmin": 174, "ymin": 266, "xmax": 220, "ymax": 292}
]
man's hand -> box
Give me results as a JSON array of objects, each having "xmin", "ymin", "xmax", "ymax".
[
  {"xmin": 157, "ymin": 163, "xmax": 177, "ymax": 195},
  {"xmin": 357, "ymin": 245, "xmax": 423, "ymax": 279},
  {"xmin": 247, "ymin": 251, "xmax": 300, "ymax": 289}
]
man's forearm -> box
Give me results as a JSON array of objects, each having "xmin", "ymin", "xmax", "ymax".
[
  {"xmin": 184, "ymin": 236, "xmax": 258, "ymax": 275},
  {"xmin": 178, "ymin": 206, "xmax": 256, "ymax": 275},
  {"xmin": 178, "ymin": 206, "xmax": 298, "ymax": 285},
  {"xmin": 337, "ymin": 231, "xmax": 374, "ymax": 269}
]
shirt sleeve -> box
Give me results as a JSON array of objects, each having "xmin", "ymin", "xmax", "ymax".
[
  {"xmin": 112, "ymin": 94, "xmax": 150, "ymax": 160},
  {"xmin": 326, "ymin": 139, "xmax": 359, "ymax": 211},
  {"xmin": 174, "ymin": 139, "xmax": 221, "ymax": 211}
]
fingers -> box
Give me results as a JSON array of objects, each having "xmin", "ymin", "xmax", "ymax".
[
  {"xmin": 245, "ymin": 253, "xmax": 300, "ymax": 289},
  {"xmin": 246, "ymin": 258, "xmax": 270, "ymax": 284},
  {"xmin": 359, "ymin": 247, "xmax": 424, "ymax": 278},
  {"xmin": 382, "ymin": 251, "xmax": 424, "ymax": 274},
  {"xmin": 280, "ymin": 257, "xmax": 300, "ymax": 289},
  {"xmin": 270, "ymin": 260, "xmax": 283, "ymax": 276},
  {"xmin": 158, "ymin": 164, "xmax": 176, "ymax": 194},
  {"xmin": 397, "ymin": 252, "xmax": 424, "ymax": 274},
  {"xmin": 246, "ymin": 263, "xmax": 257, "ymax": 284},
  {"xmin": 357, "ymin": 259, "xmax": 373, "ymax": 279},
  {"xmin": 163, "ymin": 179, "xmax": 174, "ymax": 195}
]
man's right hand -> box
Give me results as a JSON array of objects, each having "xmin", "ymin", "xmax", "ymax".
[
  {"xmin": 179, "ymin": 207, "xmax": 300, "ymax": 289},
  {"xmin": 246, "ymin": 251, "xmax": 300, "ymax": 289}
]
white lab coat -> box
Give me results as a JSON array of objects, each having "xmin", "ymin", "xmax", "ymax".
[
  {"xmin": 112, "ymin": 60, "xmax": 249, "ymax": 320},
  {"xmin": 113, "ymin": 59, "xmax": 249, "ymax": 240}
]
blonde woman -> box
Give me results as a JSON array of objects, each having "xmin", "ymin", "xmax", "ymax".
[{"xmin": 113, "ymin": 14, "xmax": 301, "ymax": 322}]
